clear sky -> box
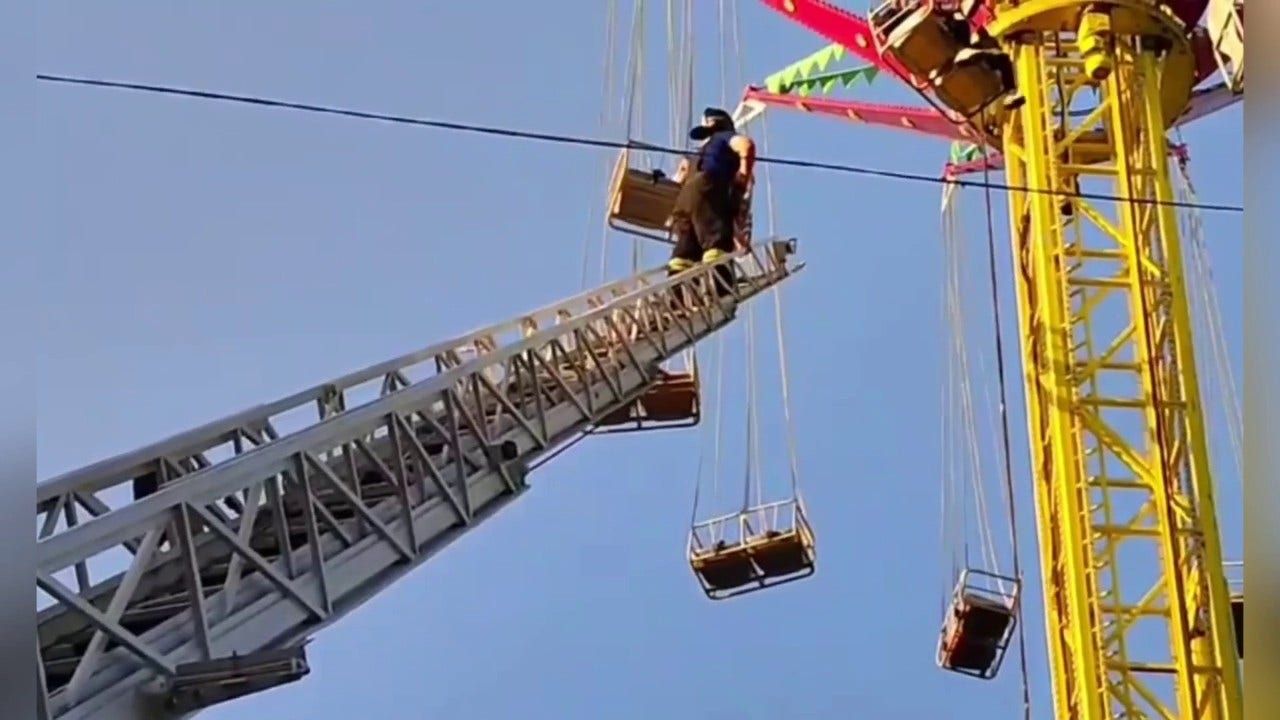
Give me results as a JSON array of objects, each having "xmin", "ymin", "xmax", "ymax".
[{"xmin": 38, "ymin": 2, "xmax": 1243, "ymax": 718}]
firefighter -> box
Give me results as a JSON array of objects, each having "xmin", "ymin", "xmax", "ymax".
[{"xmin": 667, "ymin": 107, "xmax": 756, "ymax": 296}]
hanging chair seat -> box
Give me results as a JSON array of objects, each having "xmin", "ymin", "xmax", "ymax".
[
  {"xmin": 607, "ymin": 150, "xmax": 682, "ymax": 242},
  {"xmin": 690, "ymin": 542, "xmax": 758, "ymax": 591},
  {"xmin": 637, "ymin": 372, "xmax": 698, "ymax": 420},
  {"xmin": 747, "ymin": 529, "xmax": 812, "ymax": 578},
  {"xmin": 687, "ymin": 499, "xmax": 816, "ymax": 600},
  {"xmin": 940, "ymin": 596, "xmax": 1011, "ymax": 673},
  {"xmin": 937, "ymin": 569, "xmax": 1020, "ymax": 679},
  {"xmin": 868, "ymin": 2, "xmax": 1015, "ymax": 119},
  {"xmin": 596, "ymin": 370, "xmax": 700, "ymax": 431},
  {"xmin": 1222, "ymin": 560, "xmax": 1243, "ymax": 657},
  {"xmin": 870, "ymin": 2, "xmax": 962, "ymax": 82},
  {"xmin": 1230, "ymin": 592, "xmax": 1243, "ymax": 657},
  {"xmin": 932, "ymin": 52, "xmax": 1009, "ymax": 119}
]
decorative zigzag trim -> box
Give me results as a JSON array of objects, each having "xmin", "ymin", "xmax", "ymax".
[{"xmin": 763, "ymin": 44, "xmax": 880, "ymax": 96}]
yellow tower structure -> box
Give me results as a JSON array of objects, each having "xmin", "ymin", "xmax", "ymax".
[{"xmin": 989, "ymin": 1, "xmax": 1242, "ymax": 717}]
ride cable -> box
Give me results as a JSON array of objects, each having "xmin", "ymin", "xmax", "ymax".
[
  {"xmin": 1172, "ymin": 152, "xmax": 1243, "ymax": 487},
  {"xmin": 938, "ymin": 178, "xmax": 1028, "ymax": 692},
  {"xmin": 686, "ymin": 0, "xmax": 803, "ymax": 547},
  {"xmin": 758, "ymin": 96, "xmax": 805, "ymax": 517},
  {"xmin": 589, "ymin": 0, "xmax": 711, "ymax": 438},
  {"xmin": 939, "ymin": 188, "xmax": 1001, "ymax": 586},
  {"xmin": 1172, "ymin": 153, "xmax": 1244, "ymax": 651},
  {"xmin": 979, "ymin": 145, "xmax": 1032, "ymax": 719},
  {"xmin": 689, "ymin": 0, "xmax": 739, "ymax": 525},
  {"xmin": 583, "ymin": 0, "xmax": 623, "ymax": 290},
  {"xmin": 724, "ymin": 0, "xmax": 765, "ymax": 517},
  {"xmin": 606, "ymin": 0, "xmax": 812, "ymax": 600}
]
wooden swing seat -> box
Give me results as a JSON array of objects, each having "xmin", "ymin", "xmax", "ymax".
[
  {"xmin": 875, "ymin": 4, "xmax": 962, "ymax": 82},
  {"xmin": 690, "ymin": 542, "xmax": 758, "ymax": 591},
  {"xmin": 638, "ymin": 372, "xmax": 698, "ymax": 420},
  {"xmin": 745, "ymin": 529, "xmax": 813, "ymax": 578},
  {"xmin": 939, "ymin": 592, "xmax": 1015, "ymax": 677},
  {"xmin": 608, "ymin": 152, "xmax": 682, "ymax": 236},
  {"xmin": 689, "ymin": 530, "xmax": 816, "ymax": 595},
  {"xmin": 596, "ymin": 371, "xmax": 700, "ymax": 429},
  {"xmin": 933, "ymin": 54, "xmax": 1008, "ymax": 118},
  {"xmin": 870, "ymin": 2, "xmax": 1013, "ymax": 119},
  {"xmin": 688, "ymin": 507, "xmax": 816, "ymax": 599},
  {"xmin": 1231, "ymin": 593, "xmax": 1243, "ymax": 657}
]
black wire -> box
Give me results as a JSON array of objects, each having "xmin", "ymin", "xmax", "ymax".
[{"xmin": 36, "ymin": 73, "xmax": 1243, "ymax": 214}]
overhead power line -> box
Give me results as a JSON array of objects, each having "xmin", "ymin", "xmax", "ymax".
[{"xmin": 36, "ymin": 73, "xmax": 1243, "ymax": 214}]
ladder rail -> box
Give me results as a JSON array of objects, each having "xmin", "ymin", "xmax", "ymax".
[
  {"xmin": 1204, "ymin": 0, "xmax": 1243, "ymax": 93},
  {"xmin": 35, "ymin": 263, "xmax": 716, "ymax": 511},
  {"xmin": 37, "ymin": 252, "xmax": 769, "ymax": 634},
  {"xmin": 37, "ymin": 246, "xmax": 794, "ymax": 572},
  {"xmin": 36, "ymin": 242, "xmax": 802, "ymax": 720}
]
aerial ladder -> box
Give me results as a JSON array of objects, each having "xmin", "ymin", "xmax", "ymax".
[
  {"xmin": 747, "ymin": 0, "xmax": 1243, "ymax": 718},
  {"xmin": 1204, "ymin": 0, "xmax": 1242, "ymax": 93},
  {"xmin": 34, "ymin": 243, "xmax": 802, "ymax": 720}
]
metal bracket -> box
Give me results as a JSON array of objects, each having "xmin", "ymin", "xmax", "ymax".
[{"xmin": 158, "ymin": 645, "xmax": 311, "ymax": 713}]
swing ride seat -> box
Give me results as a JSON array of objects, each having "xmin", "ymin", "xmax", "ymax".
[
  {"xmin": 868, "ymin": 1, "xmax": 962, "ymax": 83},
  {"xmin": 1224, "ymin": 560, "xmax": 1243, "ymax": 657},
  {"xmin": 687, "ymin": 498, "xmax": 816, "ymax": 600},
  {"xmin": 1230, "ymin": 592, "xmax": 1244, "ymax": 657},
  {"xmin": 748, "ymin": 528, "xmax": 813, "ymax": 578},
  {"xmin": 937, "ymin": 568, "xmax": 1020, "ymax": 679},
  {"xmin": 596, "ymin": 370, "xmax": 701, "ymax": 431},
  {"xmin": 689, "ymin": 542, "xmax": 757, "ymax": 592},
  {"xmin": 607, "ymin": 150, "xmax": 682, "ymax": 242},
  {"xmin": 931, "ymin": 51, "xmax": 1009, "ymax": 119},
  {"xmin": 868, "ymin": 1, "xmax": 1012, "ymax": 119}
]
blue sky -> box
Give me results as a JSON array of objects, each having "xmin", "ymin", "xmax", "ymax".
[{"xmin": 38, "ymin": 2, "xmax": 1243, "ymax": 718}]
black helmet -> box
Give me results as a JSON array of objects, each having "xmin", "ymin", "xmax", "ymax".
[{"xmin": 689, "ymin": 107, "xmax": 735, "ymax": 140}]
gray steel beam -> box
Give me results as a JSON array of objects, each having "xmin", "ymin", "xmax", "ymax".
[{"xmin": 36, "ymin": 244, "xmax": 801, "ymax": 720}]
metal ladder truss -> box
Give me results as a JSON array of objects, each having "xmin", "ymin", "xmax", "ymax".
[
  {"xmin": 35, "ymin": 240, "xmax": 804, "ymax": 720},
  {"xmin": 1205, "ymin": 0, "xmax": 1243, "ymax": 94}
]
